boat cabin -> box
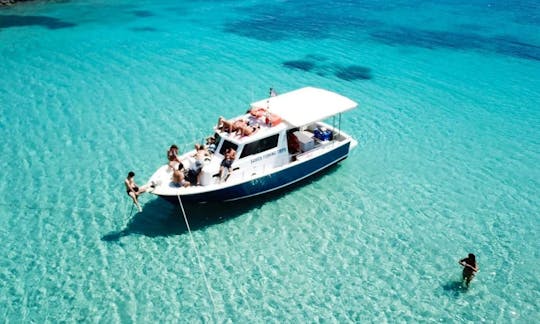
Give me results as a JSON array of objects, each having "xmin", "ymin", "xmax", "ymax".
[{"xmin": 190, "ymin": 87, "xmax": 356, "ymax": 186}]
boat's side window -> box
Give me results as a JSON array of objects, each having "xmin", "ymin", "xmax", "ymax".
[
  {"xmin": 240, "ymin": 134, "xmax": 279, "ymax": 159},
  {"xmin": 219, "ymin": 140, "xmax": 238, "ymax": 157}
]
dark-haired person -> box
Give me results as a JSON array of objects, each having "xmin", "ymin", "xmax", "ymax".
[
  {"xmin": 167, "ymin": 144, "xmax": 182, "ymax": 170},
  {"xmin": 172, "ymin": 168, "xmax": 190, "ymax": 188},
  {"xmin": 219, "ymin": 147, "xmax": 236, "ymax": 181},
  {"xmin": 459, "ymin": 253, "xmax": 479, "ymax": 288},
  {"xmin": 206, "ymin": 136, "xmax": 216, "ymax": 154},
  {"xmin": 124, "ymin": 171, "xmax": 148, "ymax": 212}
]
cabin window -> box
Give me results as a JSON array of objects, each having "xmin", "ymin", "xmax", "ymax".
[
  {"xmin": 240, "ymin": 134, "xmax": 279, "ymax": 159},
  {"xmin": 219, "ymin": 140, "xmax": 238, "ymax": 156}
]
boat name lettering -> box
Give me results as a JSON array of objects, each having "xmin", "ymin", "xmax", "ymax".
[
  {"xmin": 251, "ymin": 156, "xmax": 263, "ymax": 163},
  {"xmin": 250, "ymin": 149, "xmax": 286, "ymax": 164}
]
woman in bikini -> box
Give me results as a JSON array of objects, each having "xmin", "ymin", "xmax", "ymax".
[
  {"xmin": 167, "ymin": 144, "xmax": 182, "ymax": 170},
  {"xmin": 172, "ymin": 168, "xmax": 190, "ymax": 187},
  {"xmin": 459, "ymin": 253, "xmax": 479, "ymax": 288},
  {"xmin": 238, "ymin": 122, "xmax": 260, "ymax": 136}
]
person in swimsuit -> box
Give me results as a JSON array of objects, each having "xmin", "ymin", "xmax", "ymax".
[
  {"xmin": 219, "ymin": 147, "xmax": 236, "ymax": 181},
  {"xmin": 124, "ymin": 171, "xmax": 147, "ymax": 212},
  {"xmin": 217, "ymin": 117, "xmax": 251, "ymax": 135},
  {"xmin": 237, "ymin": 122, "xmax": 260, "ymax": 137},
  {"xmin": 217, "ymin": 117, "xmax": 235, "ymax": 133},
  {"xmin": 206, "ymin": 136, "xmax": 216, "ymax": 154},
  {"xmin": 459, "ymin": 253, "xmax": 479, "ymax": 288},
  {"xmin": 172, "ymin": 168, "xmax": 190, "ymax": 188},
  {"xmin": 193, "ymin": 144, "xmax": 210, "ymax": 160},
  {"xmin": 186, "ymin": 144, "xmax": 209, "ymax": 185},
  {"xmin": 167, "ymin": 144, "xmax": 182, "ymax": 170}
]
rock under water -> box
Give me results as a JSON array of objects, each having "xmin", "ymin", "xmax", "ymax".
[{"xmin": 1, "ymin": 0, "xmax": 34, "ymax": 6}]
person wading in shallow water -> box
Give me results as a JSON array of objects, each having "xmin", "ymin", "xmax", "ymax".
[{"xmin": 459, "ymin": 253, "xmax": 479, "ymax": 288}]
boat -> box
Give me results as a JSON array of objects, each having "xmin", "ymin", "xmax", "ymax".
[{"xmin": 147, "ymin": 86, "xmax": 358, "ymax": 204}]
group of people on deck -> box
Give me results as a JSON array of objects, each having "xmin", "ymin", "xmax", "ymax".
[
  {"xmin": 165, "ymin": 135, "xmax": 233, "ymax": 187},
  {"xmin": 217, "ymin": 116, "xmax": 260, "ymax": 137},
  {"xmin": 168, "ymin": 142, "xmax": 209, "ymax": 187}
]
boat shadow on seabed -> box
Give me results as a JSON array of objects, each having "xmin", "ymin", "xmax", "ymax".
[
  {"xmin": 101, "ymin": 197, "xmax": 259, "ymax": 242},
  {"xmin": 101, "ymin": 165, "xmax": 342, "ymax": 242}
]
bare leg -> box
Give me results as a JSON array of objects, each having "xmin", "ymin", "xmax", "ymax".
[
  {"xmin": 465, "ymin": 276, "xmax": 472, "ymax": 288},
  {"xmin": 129, "ymin": 191, "xmax": 142, "ymax": 212},
  {"xmin": 138, "ymin": 183, "xmax": 153, "ymax": 193},
  {"xmin": 224, "ymin": 168, "xmax": 232, "ymax": 181},
  {"xmin": 219, "ymin": 166, "xmax": 227, "ymax": 182}
]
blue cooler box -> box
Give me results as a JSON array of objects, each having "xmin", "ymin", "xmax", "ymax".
[{"xmin": 314, "ymin": 128, "xmax": 333, "ymax": 141}]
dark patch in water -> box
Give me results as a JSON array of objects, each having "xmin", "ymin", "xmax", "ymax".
[
  {"xmin": 490, "ymin": 35, "xmax": 540, "ymax": 61},
  {"xmin": 369, "ymin": 27, "xmax": 540, "ymax": 61},
  {"xmin": 282, "ymin": 60, "xmax": 316, "ymax": 72},
  {"xmin": 282, "ymin": 56, "xmax": 373, "ymax": 82},
  {"xmin": 132, "ymin": 10, "xmax": 154, "ymax": 18},
  {"xmin": 334, "ymin": 65, "xmax": 372, "ymax": 81},
  {"xmin": 224, "ymin": 2, "xmax": 379, "ymax": 42},
  {"xmin": 0, "ymin": 14, "xmax": 76, "ymax": 30},
  {"xmin": 224, "ymin": 15, "xmax": 296, "ymax": 41},
  {"xmin": 442, "ymin": 281, "xmax": 469, "ymax": 298},
  {"xmin": 130, "ymin": 26, "xmax": 158, "ymax": 32}
]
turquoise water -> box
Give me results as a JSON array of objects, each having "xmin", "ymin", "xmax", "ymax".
[{"xmin": 1, "ymin": 0, "xmax": 539, "ymax": 321}]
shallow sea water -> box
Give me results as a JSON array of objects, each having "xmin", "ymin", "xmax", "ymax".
[{"xmin": 1, "ymin": 0, "xmax": 539, "ymax": 322}]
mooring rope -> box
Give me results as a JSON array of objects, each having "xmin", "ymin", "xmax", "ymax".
[{"xmin": 177, "ymin": 194, "xmax": 218, "ymax": 317}]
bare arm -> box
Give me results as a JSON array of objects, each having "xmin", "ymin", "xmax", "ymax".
[{"xmin": 459, "ymin": 261, "xmax": 478, "ymax": 272}]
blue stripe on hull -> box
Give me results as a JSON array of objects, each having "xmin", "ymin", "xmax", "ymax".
[{"xmin": 160, "ymin": 142, "xmax": 351, "ymax": 204}]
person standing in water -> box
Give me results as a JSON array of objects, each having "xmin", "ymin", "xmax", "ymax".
[
  {"xmin": 459, "ymin": 253, "xmax": 479, "ymax": 288},
  {"xmin": 124, "ymin": 171, "xmax": 148, "ymax": 212}
]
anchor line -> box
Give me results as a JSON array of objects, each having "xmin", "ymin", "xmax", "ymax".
[{"xmin": 177, "ymin": 194, "xmax": 218, "ymax": 318}]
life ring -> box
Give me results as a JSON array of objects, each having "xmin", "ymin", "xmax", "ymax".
[{"xmin": 250, "ymin": 107, "xmax": 266, "ymax": 118}]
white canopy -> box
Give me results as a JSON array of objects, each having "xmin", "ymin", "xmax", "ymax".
[{"xmin": 250, "ymin": 87, "xmax": 357, "ymax": 127}]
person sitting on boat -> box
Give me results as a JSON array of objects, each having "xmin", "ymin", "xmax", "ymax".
[
  {"xmin": 193, "ymin": 143, "xmax": 210, "ymax": 160},
  {"xmin": 206, "ymin": 136, "xmax": 216, "ymax": 154},
  {"xmin": 217, "ymin": 116, "xmax": 236, "ymax": 133},
  {"xmin": 172, "ymin": 168, "xmax": 190, "ymax": 188},
  {"xmin": 187, "ymin": 144, "xmax": 209, "ymax": 185},
  {"xmin": 167, "ymin": 144, "xmax": 182, "ymax": 170},
  {"xmin": 124, "ymin": 171, "xmax": 149, "ymax": 212},
  {"xmin": 219, "ymin": 147, "xmax": 236, "ymax": 181}
]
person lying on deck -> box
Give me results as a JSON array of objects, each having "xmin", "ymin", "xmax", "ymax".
[{"xmin": 217, "ymin": 117, "xmax": 260, "ymax": 136}]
